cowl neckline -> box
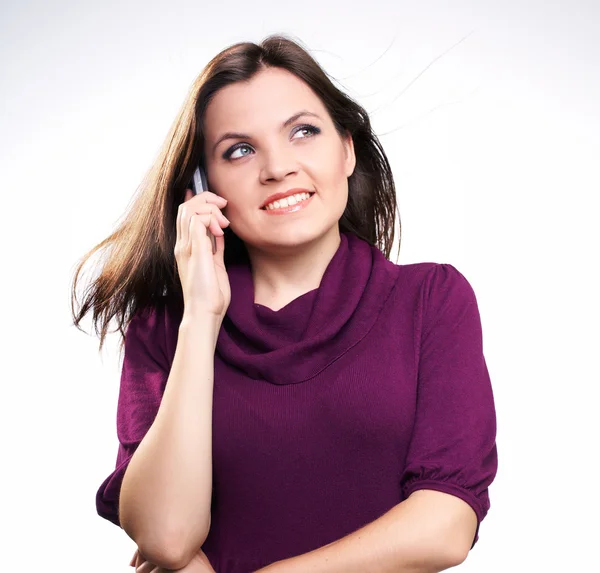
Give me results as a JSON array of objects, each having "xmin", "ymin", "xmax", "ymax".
[{"xmin": 216, "ymin": 231, "xmax": 400, "ymax": 385}]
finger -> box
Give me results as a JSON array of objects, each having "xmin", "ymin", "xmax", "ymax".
[
  {"xmin": 216, "ymin": 207, "xmax": 230, "ymax": 227},
  {"xmin": 178, "ymin": 188, "xmax": 201, "ymax": 246},
  {"xmin": 186, "ymin": 190, "xmax": 228, "ymax": 207},
  {"xmin": 198, "ymin": 191, "xmax": 228, "ymax": 206},
  {"xmin": 206, "ymin": 204, "xmax": 228, "ymax": 235},
  {"xmin": 177, "ymin": 199, "xmax": 186, "ymax": 246},
  {"xmin": 204, "ymin": 216, "xmax": 221, "ymax": 257},
  {"xmin": 184, "ymin": 205, "xmax": 226, "ymax": 254},
  {"xmin": 135, "ymin": 560, "xmax": 157, "ymax": 573},
  {"xmin": 129, "ymin": 549, "xmax": 138, "ymax": 567},
  {"xmin": 180, "ymin": 203, "xmax": 198, "ymax": 251},
  {"xmin": 192, "ymin": 202, "xmax": 230, "ymax": 230},
  {"xmin": 189, "ymin": 213, "xmax": 215, "ymax": 255},
  {"xmin": 189, "ymin": 210, "xmax": 224, "ymax": 254},
  {"xmin": 208, "ymin": 228, "xmax": 217, "ymax": 255},
  {"xmin": 214, "ymin": 231, "xmax": 225, "ymax": 264},
  {"xmin": 209, "ymin": 210, "xmax": 226, "ymax": 238}
]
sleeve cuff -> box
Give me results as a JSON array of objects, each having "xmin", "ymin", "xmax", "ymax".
[{"xmin": 402, "ymin": 479, "xmax": 487, "ymax": 550}]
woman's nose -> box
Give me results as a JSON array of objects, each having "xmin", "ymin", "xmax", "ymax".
[{"xmin": 259, "ymin": 146, "xmax": 299, "ymax": 183}]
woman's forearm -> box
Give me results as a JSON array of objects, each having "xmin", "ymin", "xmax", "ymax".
[
  {"xmin": 119, "ymin": 315, "xmax": 219, "ymax": 570},
  {"xmin": 256, "ymin": 490, "xmax": 474, "ymax": 573}
]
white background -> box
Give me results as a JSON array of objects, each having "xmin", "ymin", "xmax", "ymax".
[{"xmin": 2, "ymin": 0, "xmax": 598, "ymax": 570}]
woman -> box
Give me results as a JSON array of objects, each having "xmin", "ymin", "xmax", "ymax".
[{"xmin": 71, "ymin": 34, "xmax": 498, "ymax": 573}]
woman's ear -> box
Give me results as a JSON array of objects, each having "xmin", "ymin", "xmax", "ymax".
[{"xmin": 343, "ymin": 131, "xmax": 356, "ymax": 178}]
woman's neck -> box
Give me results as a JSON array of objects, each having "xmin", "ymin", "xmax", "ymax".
[{"xmin": 247, "ymin": 227, "xmax": 342, "ymax": 311}]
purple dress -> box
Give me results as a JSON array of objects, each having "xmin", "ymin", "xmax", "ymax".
[{"xmin": 96, "ymin": 231, "xmax": 498, "ymax": 572}]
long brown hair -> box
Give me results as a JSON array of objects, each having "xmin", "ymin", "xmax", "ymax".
[{"xmin": 70, "ymin": 33, "xmax": 401, "ymax": 355}]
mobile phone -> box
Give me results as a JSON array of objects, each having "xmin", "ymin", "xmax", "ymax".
[
  {"xmin": 190, "ymin": 165, "xmax": 217, "ymax": 254},
  {"xmin": 191, "ymin": 165, "xmax": 209, "ymax": 195}
]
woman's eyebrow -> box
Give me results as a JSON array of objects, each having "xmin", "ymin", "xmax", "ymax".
[{"xmin": 211, "ymin": 110, "xmax": 322, "ymax": 156}]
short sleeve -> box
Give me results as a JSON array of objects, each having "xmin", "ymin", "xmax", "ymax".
[
  {"xmin": 95, "ymin": 302, "xmax": 171, "ymax": 527},
  {"xmin": 400, "ymin": 264, "xmax": 498, "ymax": 550}
]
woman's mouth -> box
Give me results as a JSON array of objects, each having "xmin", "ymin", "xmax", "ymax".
[{"xmin": 260, "ymin": 192, "xmax": 315, "ymax": 215}]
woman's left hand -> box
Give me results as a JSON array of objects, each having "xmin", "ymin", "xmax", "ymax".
[{"xmin": 129, "ymin": 548, "xmax": 217, "ymax": 572}]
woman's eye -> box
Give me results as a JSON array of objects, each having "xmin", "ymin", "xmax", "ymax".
[
  {"xmin": 227, "ymin": 145, "xmax": 253, "ymax": 160},
  {"xmin": 224, "ymin": 125, "xmax": 320, "ymax": 160},
  {"xmin": 292, "ymin": 124, "xmax": 320, "ymax": 139}
]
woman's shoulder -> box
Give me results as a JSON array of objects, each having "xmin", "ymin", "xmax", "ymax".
[
  {"xmin": 125, "ymin": 295, "xmax": 184, "ymax": 360},
  {"xmin": 390, "ymin": 260, "xmax": 472, "ymax": 288},
  {"xmin": 129, "ymin": 294, "xmax": 183, "ymax": 330},
  {"xmin": 143, "ymin": 294, "xmax": 185, "ymax": 329},
  {"xmin": 384, "ymin": 260, "xmax": 478, "ymax": 312}
]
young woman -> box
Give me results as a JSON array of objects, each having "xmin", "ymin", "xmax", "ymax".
[{"xmin": 71, "ymin": 34, "xmax": 498, "ymax": 573}]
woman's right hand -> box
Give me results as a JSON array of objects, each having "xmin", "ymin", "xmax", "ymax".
[{"xmin": 175, "ymin": 188, "xmax": 232, "ymax": 322}]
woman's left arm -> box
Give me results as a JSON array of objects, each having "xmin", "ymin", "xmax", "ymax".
[
  {"xmin": 254, "ymin": 489, "xmax": 475, "ymax": 573},
  {"xmin": 257, "ymin": 265, "xmax": 497, "ymax": 572},
  {"xmin": 128, "ymin": 490, "xmax": 473, "ymax": 573}
]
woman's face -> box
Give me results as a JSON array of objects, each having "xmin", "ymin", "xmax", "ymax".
[{"xmin": 202, "ymin": 66, "xmax": 356, "ymax": 253}]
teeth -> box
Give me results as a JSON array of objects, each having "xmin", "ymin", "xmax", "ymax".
[{"xmin": 265, "ymin": 192, "xmax": 311, "ymax": 210}]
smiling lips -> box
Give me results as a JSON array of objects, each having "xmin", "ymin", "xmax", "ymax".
[{"xmin": 261, "ymin": 191, "xmax": 315, "ymax": 215}]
